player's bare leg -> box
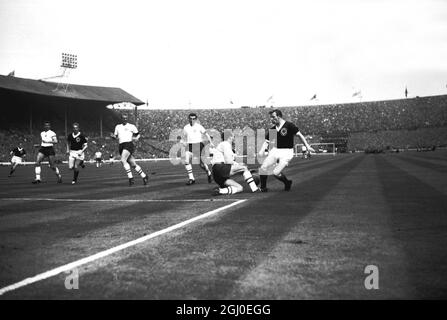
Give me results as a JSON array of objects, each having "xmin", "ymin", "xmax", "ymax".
[
  {"xmin": 48, "ymin": 155, "xmax": 62, "ymax": 183},
  {"xmin": 273, "ymin": 161, "xmax": 292, "ymax": 191},
  {"xmin": 258, "ymin": 152, "xmax": 277, "ymax": 192},
  {"xmin": 229, "ymin": 163, "xmax": 258, "ymax": 192},
  {"xmin": 9, "ymin": 162, "xmax": 19, "ymax": 177},
  {"xmin": 69, "ymin": 157, "xmax": 80, "ymax": 184},
  {"xmin": 184, "ymin": 151, "xmax": 195, "ymax": 185},
  {"xmin": 128, "ymin": 155, "xmax": 148, "ymax": 185},
  {"xmin": 120, "ymin": 149, "xmax": 135, "ymax": 186},
  {"xmin": 200, "ymin": 160, "xmax": 213, "ymax": 183},
  {"xmin": 32, "ymin": 152, "xmax": 45, "ymax": 184}
]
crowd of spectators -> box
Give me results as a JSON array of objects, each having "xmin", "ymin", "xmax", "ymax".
[{"xmin": 1, "ymin": 95, "xmax": 446, "ymax": 161}]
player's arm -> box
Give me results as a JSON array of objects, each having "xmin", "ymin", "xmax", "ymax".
[
  {"xmin": 80, "ymin": 139, "xmax": 88, "ymax": 154},
  {"xmin": 51, "ymin": 133, "xmax": 58, "ymax": 144},
  {"xmin": 9, "ymin": 150, "xmax": 13, "ymax": 156},
  {"xmin": 204, "ymin": 131, "xmax": 215, "ymax": 148},
  {"xmin": 258, "ymin": 139, "xmax": 269, "ymax": 157},
  {"xmin": 180, "ymin": 128, "xmax": 187, "ymax": 146},
  {"xmin": 110, "ymin": 126, "xmax": 118, "ymax": 139},
  {"xmin": 66, "ymin": 137, "xmax": 70, "ymax": 154},
  {"xmin": 296, "ymin": 131, "xmax": 315, "ymax": 153}
]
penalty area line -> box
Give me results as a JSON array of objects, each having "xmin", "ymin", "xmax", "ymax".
[
  {"xmin": 0, "ymin": 197, "xmax": 237, "ymax": 203},
  {"xmin": 0, "ymin": 199, "xmax": 247, "ymax": 296}
]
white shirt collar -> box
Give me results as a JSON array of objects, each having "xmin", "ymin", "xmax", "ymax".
[
  {"xmin": 276, "ymin": 118, "xmax": 286, "ymax": 131},
  {"xmin": 72, "ymin": 132, "xmax": 81, "ymax": 138}
]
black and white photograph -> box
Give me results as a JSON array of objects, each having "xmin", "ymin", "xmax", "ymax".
[{"xmin": 0, "ymin": 0, "xmax": 446, "ymax": 305}]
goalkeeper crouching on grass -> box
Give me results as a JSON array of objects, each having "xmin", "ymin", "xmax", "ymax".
[{"xmin": 210, "ymin": 131, "xmax": 259, "ymax": 196}]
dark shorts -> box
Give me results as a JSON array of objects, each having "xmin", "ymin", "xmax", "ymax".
[
  {"xmin": 38, "ymin": 146, "xmax": 56, "ymax": 157},
  {"xmin": 187, "ymin": 142, "xmax": 205, "ymax": 154},
  {"xmin": 212, "ymin": 163, "xmax": 232, "ymax": 188},
  {"xmin": 95, "ymin": 158, "xmax": 102, "ymax": 162},
  {"xmin": 119, "ymin": 142, "xmax": 135, "ymax": 155}
]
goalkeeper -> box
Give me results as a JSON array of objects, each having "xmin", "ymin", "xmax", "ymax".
[{"xmin": 211, "ymin": 131, "xmax": 259, "ymax": 196}]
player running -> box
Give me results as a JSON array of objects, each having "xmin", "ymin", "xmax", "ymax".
[
  {"xmin": 8, "ymin": 142, "xmax": 26, "ymax": 177},
  {"xmin": 258, "ymin": 109, "xmax": 314, "ymax": 192},
  {"xmin": 66, "ymin": 123, "xmax": 88, "ymax": 184},
  {"xmin": 211, "ymin": 131, "xmax": 259, "ymax": 196},
  {"xmin": 181, "ymin": 113, "xmax": 214, "ymax": 185},
  {"xmin": 32, "ymin": 121, "xmax": 62, "ymax": 184},
  {"xmin": 111, "ymin": 114, "xmax": 148, "ymax": 186}
]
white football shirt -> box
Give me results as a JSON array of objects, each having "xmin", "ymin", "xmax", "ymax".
[
  {"xmin": 183, "ymin": 123, "xmax": 206, "ymax": 144},
  {"xmin": 211, "ymin": 141, "xmax": 234, "ymax": 165},
  {"xmin": 114, "ymin": 123, "xmax": 138, "ymax": 144},
  {"xmin": 41, "ymin": 130, "xmax": 57, "ymax": 147}
]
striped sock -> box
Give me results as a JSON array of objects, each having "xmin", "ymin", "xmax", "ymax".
[
  {"xmin": 123, "ymin": 163, "xmax": 133, "ymax": 178},
  {"xmin": 219, "ymin": 186, "xmax": 235, "ymax": 195},
  {"xmin": 35, "ymin": 166, "xmax": 41, "ymax": 180},
  {"xmin": 185, "ymin": 164, "xmax": 194, "ymax": 180},
  {"xmin": 134, "ymin": 165, "xmax": 147, "ymax": 178},
  {"xmin": 243, "ymin": 170, "xmax": 258, "ymax": 192}
]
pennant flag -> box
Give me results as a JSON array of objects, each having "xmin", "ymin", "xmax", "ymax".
[
  {"xmin": 266, "ymin": 95, "xmax": 274, "ymax": 102},
  {"xmin": 405, "ymin": 86, "xmax": 408, "ymax": 98},
  {"xmin": 310, "ymin": 94, "xmax": 317, "ymax": 100},
  {"xmin": 7, "ymin": 70, "xmax": 15, "ymax": 77},
  {"xmin": 352, "ymin": 90, "xmax": 362, "ymax": 97}
]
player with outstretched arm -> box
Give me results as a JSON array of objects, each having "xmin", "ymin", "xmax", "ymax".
[{"xmin": 258, "ymin": 109, "xmax": 314, "ymax": 192}]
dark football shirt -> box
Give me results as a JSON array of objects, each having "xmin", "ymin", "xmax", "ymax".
[
  {"xmin": 67, "ymin": 133, "xmax": 88, "ymax": 151},
  {"xmin": 12, "ymin": 147, "xmax": 26, "ymax": 157},
  {"xmin": 266, "ymin": 121, "xmax": 299, "ymax": 149}
]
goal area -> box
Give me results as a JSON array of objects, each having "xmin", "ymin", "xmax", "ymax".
[{"xmin": 295, "ymin": 142, "xmax": 336, "ymax": 156}]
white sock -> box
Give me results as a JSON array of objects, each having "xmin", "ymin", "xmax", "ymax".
[
  {"xmin": 123, "ymin": 163, "xmax": 133, "ymax": 178},
  {"xmin": 134, "ymin": 164, "xmax": 147, "ymax": 178},
  {"xmin": 54, "ymin": 167, "xmax": 60, "ymax": 176},
  {"xmin": 185, "ymin": 164, "xmax": 194, "ymax": 180},
  {"xmin": 243, "ymin": 170, "xmax": 259, "ymax": 192},
  {"xmin": 219, "ymin": 186, "xmax": 239, "ymax": 195},
  {"xmin": 35, "ymin": 166, "xmax": 41, "ymax": 180}
]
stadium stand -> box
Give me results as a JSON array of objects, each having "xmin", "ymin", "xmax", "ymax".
[{"xmin": 1, "ymin": 74, "xmax": 447, "ymax": 161}]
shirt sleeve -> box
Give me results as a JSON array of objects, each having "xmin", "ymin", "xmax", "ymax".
[
  {"xmin": 131, "ymin": 125, "xmax": 139, "ymax": 135},
  {"xmin": 290, "ymin": 123, "xmax": 299, "ymax": 135},
  {"xmin": 199, "ymin": 125, "xmax": 206, "ymax": 134}
]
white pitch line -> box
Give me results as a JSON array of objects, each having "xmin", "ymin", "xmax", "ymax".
[
  {"xmin": 0, "ymin": 197, "xmax": 237, "ymax": 203},
  {"xmin": 0, "ymin": 199, "xmax": 247, "ymax": 296}
]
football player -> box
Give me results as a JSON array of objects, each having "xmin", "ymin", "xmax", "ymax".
[
  {"xmin": 111, "ymin": 114, "xmax": 148, "ymax": 186},
  {"xmin": 66, "ymin": 123, "xmax": 88, "ymax": 184},
  {"xmin": 211, "ymin": 131, "xmax": 259, "ymax": 195},
  {"xmin": 8, "ymin": 142, "xmax": 26, "ymax": 177},
  {"xmin": 258, "ymin": 109, "xmax": 314, "ymax": 192},
  {"xmin": 94, "ymin": 150, "xmax": 103, "ymax": 167},
  {"xmin": 32, "ymin": 121, "xmax": 62, "ymax": 184},
  {"xmin": 181, "ymin": 113, "xmax": 214, "ymax": 185}
]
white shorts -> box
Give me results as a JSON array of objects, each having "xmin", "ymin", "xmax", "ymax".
[
  {"xmin": 69, "ymin": 150, "xmax": 85, "ymax": 161},
  {"xmin": 260, "ymin": 147, "xmax": 294, "ymax": 174},
  {"xmin": 11, "ymin": 156, "xmax": 23, "ymax": 164},
  {"xmin": 267, "ymin": 148, "xmax": 294, "ymax": 164}
]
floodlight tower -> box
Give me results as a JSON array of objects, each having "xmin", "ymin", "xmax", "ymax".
[{"xmin": 54, "ymin": 53, "xmax": 77, "ymax": 92}]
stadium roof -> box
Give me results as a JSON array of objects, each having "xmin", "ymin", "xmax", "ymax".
[{"xmin": 0, "ymin": 74, "xmax": 144, "ymax": 106}]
